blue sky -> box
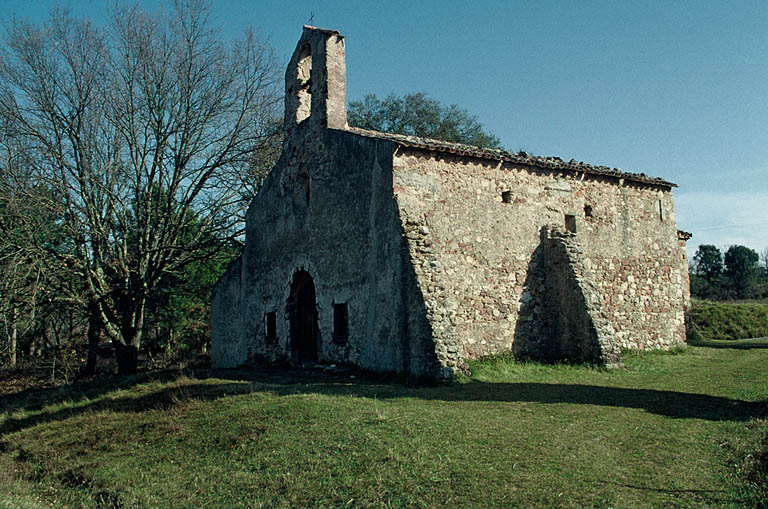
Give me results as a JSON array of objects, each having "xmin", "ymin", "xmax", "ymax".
[{"xmin": 4, "ymin": 0, "xmax": 768, "ymax": 258}]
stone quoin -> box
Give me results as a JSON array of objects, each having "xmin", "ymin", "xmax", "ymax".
[{"xmin": 211, "ymin": 26, "xmax": 692, "ymax": 379}]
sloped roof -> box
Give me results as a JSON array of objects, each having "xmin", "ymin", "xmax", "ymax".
[{"xmin": 345, "ymin": 126, "xmax": 676, "ymax": 188}]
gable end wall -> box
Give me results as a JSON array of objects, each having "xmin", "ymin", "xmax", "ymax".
[{"xmin": 229, "ymin": 128, "xmax": 443, "ymax": 376}]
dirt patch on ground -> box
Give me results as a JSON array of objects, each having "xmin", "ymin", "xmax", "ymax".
[
  {"xmin": 1, "ymin": 353, "xmax": 211, "ymax": 397},
  {"xmin": 0, "ymin": 367, "xmax": 66, "ymax": 396}
]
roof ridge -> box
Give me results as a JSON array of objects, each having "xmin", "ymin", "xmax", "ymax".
[{"xmin": 342, "ymin": 126, "xmax": 676, "ymax": 188}]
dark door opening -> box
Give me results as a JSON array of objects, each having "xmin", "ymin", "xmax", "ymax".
[{"xmin": 288, "ymin": 270, "xmax": 318, "ymax": 364}]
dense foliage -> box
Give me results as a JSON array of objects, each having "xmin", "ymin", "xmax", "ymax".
[
  {"xmin": 348, "ymin": 92, "xmax": 502, "ymax": 148},
  {"xmin": 690, "ymin": 244, "xmax": 768, "ymax": 300}
]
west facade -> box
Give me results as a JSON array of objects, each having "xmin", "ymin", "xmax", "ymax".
[{"xmin": 211, "ymin": 26, "xmax": 691, "ymax": 379}]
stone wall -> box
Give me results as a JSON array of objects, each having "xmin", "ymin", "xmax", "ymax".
[
  {"xmin": 211, "ymin": 256, "xmax": 245, "ymax": 367},
  {"xmin": 214, "ymin": 133, "xmax": 687, "ymax": 377},
  {"xmin": 678, "ymin": 231, "xmax": 693, "ymax": 331},
  {"xmin": 393, "ymin": 148, "xmax": 687, "ymax": 364}
]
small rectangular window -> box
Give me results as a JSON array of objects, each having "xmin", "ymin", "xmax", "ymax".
[
  {"xmin": 501, "ymin": 191, "xmax": 513, "ymax": 204},
  {"xmin": 265, "ymin": 311, "xmax": 277, "ymax": 341},
  {"xmin": 584, "ymin": 204, "xmax": 593, "ymax": 218},
  {"xmin": 333, "ymin": 303, "xmax": 348, "ymax": 345},
  {"xmin": 565, "ymin": 214, "xmax": 577, "ymax": 233}
]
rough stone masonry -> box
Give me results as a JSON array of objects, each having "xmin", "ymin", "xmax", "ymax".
[{"xmin": 211, "ymin": 26, "xmax": 691, "ymax": 379}]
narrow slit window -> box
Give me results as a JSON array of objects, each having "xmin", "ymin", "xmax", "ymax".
[
  {"xmin": 333, "ymin": 303, "xmax": 348, "ymax": 345},
  {"xmin": 564, "ymin": 214, "xmax": 577, "ymax": 233},
  {"xmin": 501, "ymin": 191, "xmax": 513, "ymax": 204},
  {"xmin": 265, "ymin": 311, "xmax": 277, "ymax": 341},
  {"xmin": 658, "ymin": 199, "xmax": 664, "ymax": 222}
]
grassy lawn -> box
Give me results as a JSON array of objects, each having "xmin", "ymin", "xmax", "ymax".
[{"xmin": 1, "ymin": 345, "xmax": 766, "ymax": 508}]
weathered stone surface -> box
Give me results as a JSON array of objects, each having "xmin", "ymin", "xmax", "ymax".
[
  {"xmin": 538, "ymin": 227, "xmax": 621, "ymax": 367},
  {"xmin": 211, "ymin": 26, "xmax": 690, "ymax": 379},
  {"xmin": 211, "ymin": 256, "xmax": 245, "ymax": 367},
  {"xmin": 392, "ymin": 147, "xmax": 687, "ymax": 367}
]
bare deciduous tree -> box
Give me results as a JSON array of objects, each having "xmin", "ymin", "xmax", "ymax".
[
  {"xmin": 0, "ymin": 244, "xmax": 41, "ymax": 369},
  {"xmin": 0, "ymin": 1, "xmax": 281, "ymax": 373},
  {"xmin": 0, "ymin": 168, "xmax": 64, "ymax": 369}
]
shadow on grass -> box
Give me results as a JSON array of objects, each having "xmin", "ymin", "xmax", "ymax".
[
  {"xmin": 688, "ymin": 338, "xmax": 768, "ymax": 350},
  {"xmin": 1, "ymin": 367, "xmax": 765, "ymax": 436},
  {"xmin": 593, "ymin": 479, "xmax": 737, "ymax": 505},
  {"xmin": 0, "ymin": 369, "xmax": 192, "ymax": 419}
]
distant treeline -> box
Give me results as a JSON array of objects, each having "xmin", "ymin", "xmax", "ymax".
[{"xmin": 689, "ymin": 244, "xmax": 768, "ymax": 301}]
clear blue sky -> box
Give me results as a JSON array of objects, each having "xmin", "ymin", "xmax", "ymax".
[{"xmin": 4, "ymin": 0, "xmax": 768, "ymax": 258}]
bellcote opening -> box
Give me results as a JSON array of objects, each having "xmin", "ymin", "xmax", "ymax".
[{"xmin": 296, "ymin": 46, "xmax": 312, "ymax": 124}]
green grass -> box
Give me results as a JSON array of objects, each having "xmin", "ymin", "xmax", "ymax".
[
  {"xmin": 691, "ymin": 299, "xmax": 768, "ymax": 341},
  {"xmin": 1, "ymin": 346, "xmax": 767, "ymax": 508}
]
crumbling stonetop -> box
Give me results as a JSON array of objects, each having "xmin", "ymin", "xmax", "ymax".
[
  {"xmin": 302, "ymin": 25, "xmax": 343, "ymax": 37},
  {"xmin": 345, "ymin": 126, "xmax": 676, "ymax": 188}
]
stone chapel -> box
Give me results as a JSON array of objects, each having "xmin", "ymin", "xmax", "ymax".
[{"xmin": 211, "ymin": 26, "xmax": 691, "ymax": 379}]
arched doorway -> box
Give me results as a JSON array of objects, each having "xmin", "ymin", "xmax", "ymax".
[{"xmin": 288, "ymin": 270, "xmax": 318, "ymax": 364}]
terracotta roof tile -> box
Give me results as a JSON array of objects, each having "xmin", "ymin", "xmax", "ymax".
[{"xmin": 344, "ymin": 126, "xmax": 676, "ymax": 188}]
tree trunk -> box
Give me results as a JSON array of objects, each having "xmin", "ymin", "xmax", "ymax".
[
  {"xmin": 51, "ymin": 345, "xmax": 57, "ymax": 383},
  {"xmin": 10, "ymin": 306, "xmax": 17, "ymax": 369},
  {"xmin": 104, "ymin": 296, "xmax": 146, "ymax": 375},
  {"xmin": 115, "ymin": 342, "xmax": 138, "ymax": 375},
  {"xmin": 81, "ymin": 303, "xmax": 102, "ymax": 376}
]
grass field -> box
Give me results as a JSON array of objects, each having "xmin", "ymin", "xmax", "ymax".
[
  {"xmin": 690, "ymin": 299, "xmax": 768, "ymax": 342},
  {"xmin": 1, "ymin": 344, "xmax": 767, "ymax": 508}
]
